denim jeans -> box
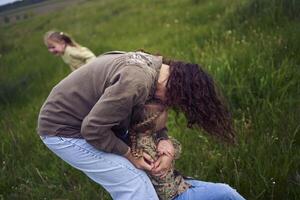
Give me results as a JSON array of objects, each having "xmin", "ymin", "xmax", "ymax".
[
  {"xmin": 40, "ymin": 136, "xmax": 245, "ymax": 200},
  {"xmin": 174, "ymin": 180, "xmax": 245, "ymax": 200}
]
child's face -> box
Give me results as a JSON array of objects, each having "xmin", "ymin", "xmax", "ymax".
[{"xmin": 46, "ymin": 39, "xmax": 66, "ymax": 56}]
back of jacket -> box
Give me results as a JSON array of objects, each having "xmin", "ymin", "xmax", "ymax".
[{"xmin": 37, "ymin": 51, "xmax": 162, "ymax": 155}]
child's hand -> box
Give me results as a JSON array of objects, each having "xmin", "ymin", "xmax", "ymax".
[
  {"xmin": 124, "ymin": 148, "xmax": 154, "ymax": 171},
  {"xmin": 157, "ymin": 139, "xmax": 175, "ymax": 158}
]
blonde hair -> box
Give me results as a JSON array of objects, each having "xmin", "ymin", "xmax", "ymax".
[{"xmin": 44, "ymin": 30, "xmax": 78, "ymax": 47}]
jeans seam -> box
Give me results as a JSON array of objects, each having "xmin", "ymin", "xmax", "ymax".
[
  {"xmin": 58, "ymin": 137, "xmax": 151, "ymax": 186},
  {"xmin": 61, "ymin": 137, "xmax": 157, "ymax": 199}
]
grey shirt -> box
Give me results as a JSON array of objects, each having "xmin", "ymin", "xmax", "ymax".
[{"xmin": 38, "ymin": 51, "xmax": 163, "ymax": 155}]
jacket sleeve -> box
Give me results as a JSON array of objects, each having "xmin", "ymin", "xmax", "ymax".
[
  {"xmin": 70, "ymin": 47, "xmax": 96, "ymax": 63},
  {"xmin": 80, "ymin": 66, "xmax": 153, "ymax": 155}
]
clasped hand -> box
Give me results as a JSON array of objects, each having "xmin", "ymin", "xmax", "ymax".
[{"xmin": 124, "ymin": 139, "xmax": 175, "ymax": 178}]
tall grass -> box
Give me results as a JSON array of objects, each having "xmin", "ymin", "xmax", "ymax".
[{"xmin": 0, "ymin": 0, "xmax": 299, "ymax": 199}]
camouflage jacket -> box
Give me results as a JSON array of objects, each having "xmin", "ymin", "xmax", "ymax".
[{"xmin": 136, "ymin": 133, "xmax": 191, "ymax": 200}]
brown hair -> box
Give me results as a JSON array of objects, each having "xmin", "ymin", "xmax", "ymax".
[
  {"xmin": 44, "ymin": 31, "xmax": 77, "ymax": 47},
  {"xmin": 135, "ymin": 49, "xmax": 235, "ymax": 143},
  {"xmin": 163, "ymin": 58, "xmax": 235, "ymax": 144}
]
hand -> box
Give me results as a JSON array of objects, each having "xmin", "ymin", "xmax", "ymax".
[
  {"xmin": 151, "ymin": 154, "xmax": 173, "ymax": 178},
  {"xmin": 124, "ymin": 148, "xmax": 154, "ymax": 171},
  {"xmin": 157, "ymin": 139, "xmax": 175, "ymax": 157}
]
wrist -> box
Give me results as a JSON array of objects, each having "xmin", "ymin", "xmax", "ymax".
[{"xmin": 156, "ymin": 127, "xmax": 169, "ymax": 144}]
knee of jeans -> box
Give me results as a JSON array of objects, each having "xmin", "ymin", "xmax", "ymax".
[
  {"xmin": 123, "ymin": 174, "xmax": 158, "ymax": 200},
  {"xmin": 215, "ymin": 183, "xmax": 244, "ymax": 200}
]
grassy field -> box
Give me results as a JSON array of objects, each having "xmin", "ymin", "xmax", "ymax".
[
  {"xmin": 0, "ymin": 0, "xmax": 299, "ymax": 199},
  {"xmin": 0, "ymin": 0, "xmax": 84, "ymax": 25}
]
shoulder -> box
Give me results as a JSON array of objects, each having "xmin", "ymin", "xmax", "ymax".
[
  {"xmin": 65, "ymin": 45, "xmax": 88, "ymax": 53},
  {"xmin": 65, "ymin": 45, "xmax": 77, "ymax": 51},
  {"xmin": 106, "ymin": 66, "xmax": 155, "ymax": 100},
  {"xmin": 100, "ymin": 51, "xmax": 127, "ymax": 55},
  {"xmin": 79, "ymin": 46, "xmax": 93, "ymax": 52},
  {"xmin": 115, "ymin": 65, "xmax": 154, "ymax": 86},
  {"xmin": 63, "ymin": 45, "xmax": 79, "ymax": 55}
]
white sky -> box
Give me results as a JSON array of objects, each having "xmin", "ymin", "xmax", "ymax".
[{"xmin": 0, "ymin": 0, "xmax": 21, "ymax": 6}]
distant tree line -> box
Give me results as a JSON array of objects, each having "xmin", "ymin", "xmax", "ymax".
[{"xmin": 0, "ymin": 0, "xmax": 48, "ymax": 12}]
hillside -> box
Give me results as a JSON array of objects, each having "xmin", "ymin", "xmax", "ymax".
[
  {"xmin": 0, "ymin": 0, "xmax": 47, "ymax": 13},
  {"xmin": 0, "ymin": 0, "xmax": 84, "ymax": 25},
  {"xmin": 0, "ymin": 0, "xmax": 299, "ymax": 199}
]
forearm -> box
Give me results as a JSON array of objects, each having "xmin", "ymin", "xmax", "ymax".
[
  {"xmin": 81, "ymin": 110, "xmax": 130, "ymax": 155},
  {"xmin": 81, "ymin": 125, "xmax": 129, "ymax": 155},
  {"xmin": 81, "ymin": 66, "xmax": 151, "ymax": 155}
]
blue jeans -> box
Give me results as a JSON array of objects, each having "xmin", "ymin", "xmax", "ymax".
[
  {"xmin": 174, "ymin": 180, "xmax": 245, "ymax": 200},
  {"xmin": 41, "ymin": 136, "xmax": 245, "ymax": 200}
]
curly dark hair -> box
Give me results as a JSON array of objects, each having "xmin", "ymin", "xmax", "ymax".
[{"xmin": 163, "ymin": 58, "xmax": 235, "ymax": 144}]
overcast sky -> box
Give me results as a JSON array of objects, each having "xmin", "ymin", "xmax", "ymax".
[{"xmin": 0, "ymin": 0, "xmax": 21, "ymax": 6}]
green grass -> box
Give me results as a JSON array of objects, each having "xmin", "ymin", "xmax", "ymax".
[{"xmin": 0, "ymin": 0, "xmax": 299, "ymax": 199}]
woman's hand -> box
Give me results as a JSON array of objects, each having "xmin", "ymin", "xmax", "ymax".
[
  {"xmin": 124, "ymin": 148, "xmax": 154, "ymax": 171},
  {"xmin": 157, "ymin": 139, "xmax": 175, "ymax": 157},
  {"xmin": 151, "ymin": 154, "xmax": 173, "ymax": 178}
]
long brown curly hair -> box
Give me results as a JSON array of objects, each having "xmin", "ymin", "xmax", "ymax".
[{"xmin": 162, "ymin": 58, "xmax": 235, "ymax": 144}]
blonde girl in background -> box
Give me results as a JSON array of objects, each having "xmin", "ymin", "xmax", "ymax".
[{"xmin": 44, "ymin": 31, "xmax": 96, "ymax": 71}]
